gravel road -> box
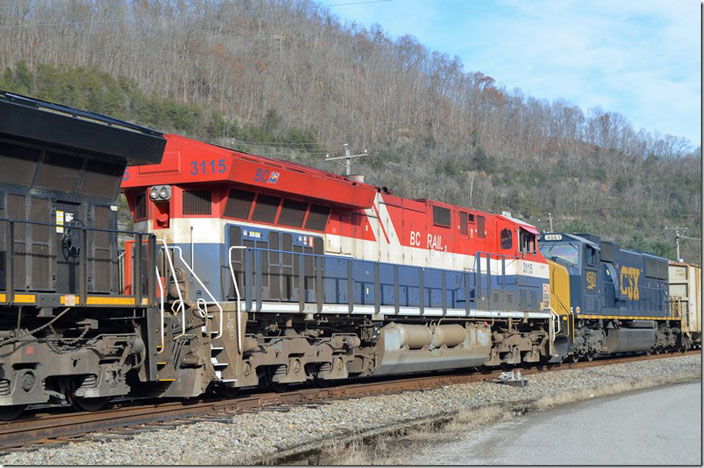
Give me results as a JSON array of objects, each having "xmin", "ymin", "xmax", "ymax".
[{"xmin": 0, "ymin": 354, "xmax": 699, "ymax": 465}]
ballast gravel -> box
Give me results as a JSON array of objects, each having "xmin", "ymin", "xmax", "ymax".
[{"xmin": 0, "ymin": 354, "xmax": 699, "ymax": 465}]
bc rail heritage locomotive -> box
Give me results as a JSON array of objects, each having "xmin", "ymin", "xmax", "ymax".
[{"xmin": 0, "ymin": 92, "xmax": 700, "ymax": 418}]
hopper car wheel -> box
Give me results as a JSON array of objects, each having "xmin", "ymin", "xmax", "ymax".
[
  {"xmin": 0, "ymin": 405, "xmax": 26, "ymax": 421},
  {"xmin": 69, "ymin": 395, "xmax": 110, "ymax": 412}
]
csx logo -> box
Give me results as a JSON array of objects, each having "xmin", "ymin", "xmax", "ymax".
[
  {"xmin": 586, "ymin": 271, "xmax": 597, "ymax": 290},
  {"xmin": 619, "ymin": 266, "xmax": 640, "ymax": 300}
]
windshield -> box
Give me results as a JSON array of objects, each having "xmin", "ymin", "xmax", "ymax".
[{"xmin": 540, "ymin": 243, "xmax": 580, "ymax": 266}]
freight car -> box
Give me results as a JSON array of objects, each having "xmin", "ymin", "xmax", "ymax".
[
  {"xmin": 0, "ymin": 91, "xmax": 165, "ymax": 418},
  {"xmin": 668, "ymin": 262, "xmax": 701, "ymax": 350},
  {"xmin": 539, "ymin": 232, "xmax": 689, "ymax": 360},
  {"xmin": 120, "ymin": 133, "xmax": 558, "ymax": 396}
]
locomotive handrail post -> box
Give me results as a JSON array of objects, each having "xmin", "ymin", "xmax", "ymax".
[
  {"xmin": 501, "ymin": 256, "xmax": 506, "ymax": 289},
  {"xmin": 255, "ymin": 249, "xmax": 262, "ymax": 312},
  {"xmin": 474, "ymin": 252, "xmax": 481, "ymax": 302},
  {"xmin": 298, "ymin": 254, "xmax": 305, "ymax": 313},
  {"xmin": 244, "ymin": 249, "xmax": 253, "ymax": 313},
  {"xmin": 227, "ymin": 246, "xmax": 246, "ymax": 354},
  {"xmin": 374, "ymin": 262, "xmax": 380, "ymax": 315},
  {"xmin": 4, "ymin": 221, "xmax": 13, "ymax": 304},
  {"xmin": 486, "ymin": 252, "xmax": 492, "ymax": 299},
  {"xmin": 347, "ymin": 258, "xmax": 353, "ymax": 314},
  {"xmin": 79, "ymin": 227, "xmax": 87, "ymax": 306},
  {"xmin": 147, "ymin": 235, "xmax": 156, "ymax": 305},
  {"xmin": 155, "ymin": 266, "xmax": 165, "ymax": 354},
  {"xmin": 394, "ymin": 264, "xmax": 400, "ymax": 315},
  {"xmin": 441, "ymin": 270, "xmax": 447, "ymax": 315},
  {"xmin": 316, "ymin": 256, "xmax": 324, "ymax": 313},
  {"xmin": 134, "ymin": 233, "xmax": 142, "ymax": 307},
  {"xmin": 464, "ymin": 270, "xmax": 471, "ymax": 316},
  {"xmin": 419, "ymin": 267, "xmax": 424, "ymax": 316}
]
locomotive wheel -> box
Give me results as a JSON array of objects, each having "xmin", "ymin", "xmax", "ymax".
[
  {"xmin": 570, "ymin": 353, "xmax": 580, "ymax": 363},
  {"xmin": 70, "ymin": 396, "xmax": 110, "ymax": 412},
  {"xmin": 586, "ymin": 352, "xmax": 594, "ymax": 362},
  {"xmin": 0, "ymin": 405, "xmax": 26, "ymax": 421}
]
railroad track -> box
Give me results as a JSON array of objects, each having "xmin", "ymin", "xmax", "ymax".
[{"xmin": 0, "ymin": 350, "xmax": 699, "ymax": 452}]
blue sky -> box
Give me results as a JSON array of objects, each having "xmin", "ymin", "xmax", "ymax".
[{"xmin": 325, "ymin": 0, "xmax": 701, "ymax": 147}]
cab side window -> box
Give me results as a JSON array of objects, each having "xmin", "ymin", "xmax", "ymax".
[
  {"xmin": 500, "ymin": 228, "xmax": 513, "ymax": 249},
  {"xmin": 519, "ymin": 229, "xmax": 536, "ymax": 254},
  {"xmin": 585, "ymin": 245, "xmax": 596, "ymax": 267}
]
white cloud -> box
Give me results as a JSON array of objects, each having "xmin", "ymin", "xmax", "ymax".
[{"xmin": 326, "ymin": 0, "xmax": 701, "ymax": 145}]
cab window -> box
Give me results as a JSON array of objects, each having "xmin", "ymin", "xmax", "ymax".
[
  {"xmin": 519, "ymin": 228, "xmax": 536, "ymax": 254},
  {"xmin": 500, "ymin": 228, "xmax": 513, "ymax": 249},
  {"xmin": 585, "ymin": 245, "xmax": 596, "ymax": 267}
]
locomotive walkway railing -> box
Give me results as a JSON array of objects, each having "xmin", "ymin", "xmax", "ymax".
[
  {"xmin": 0, "ymin": 217, "xmax": 156, "ymax": 308},
  {"xmin": 228, "ymin": 246, "xmax": 524, "ymax": 317}
]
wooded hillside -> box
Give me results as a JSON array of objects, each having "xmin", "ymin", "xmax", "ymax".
[{"xmin": 0, "ymin": 0, "xmax": 700, "ymax": 262}]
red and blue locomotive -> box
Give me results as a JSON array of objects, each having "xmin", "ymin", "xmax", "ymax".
[{"xmin": 120, "ymin": 134, "xmax": 555, "ymax": 395}]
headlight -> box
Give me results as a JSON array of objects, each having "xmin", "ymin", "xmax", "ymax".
[{"xmin": 149, "ymin": 185, "xmax": 172, "ymax": 201}]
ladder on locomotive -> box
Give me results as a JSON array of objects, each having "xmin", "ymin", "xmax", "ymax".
[{"xmin": 156, "ymin": 240, "xmax": 232, "ymax": 382}]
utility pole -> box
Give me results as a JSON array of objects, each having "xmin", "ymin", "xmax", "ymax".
[
  {"xmin": 548, "ymin": 212, "xmax": 553, "ymax": 232},
  {"xmin": 663, "ymin": 226, "xmax": 700, "ymax": 262},
  {"xmin": 325, "ymin": 144, "xmax": 368, "ymax": 176}
]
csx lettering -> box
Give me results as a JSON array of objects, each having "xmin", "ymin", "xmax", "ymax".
[
  {"xmin": 586, "ymin": 271, "xmax": 597, "ymax": 290},
  {"xmin": 619, "ymin": 266, "xmax": 640, "ymax": 300}
]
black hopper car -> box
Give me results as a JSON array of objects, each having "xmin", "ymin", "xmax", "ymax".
[{"xmin": 0, "ymin": 91, "xmax": 165, "ymax": 418}]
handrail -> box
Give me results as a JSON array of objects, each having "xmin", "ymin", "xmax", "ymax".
[
  {"xmin": 228, "ymin": 246, "xmax": 247, "ymax": 354},
  {"xmin": 158, "ymin": 239, "xmax": 187, "ymax": 340},
  {"xmin": 169, "ymin": 245, "xmax": 224, "ymax": 341},
  {"xmin": 0, "ymin": 216, "xmax": 151, "ymax": 236},
  {"xmin": 155, "ymin": 266, "xmax": 165, "ymax": 354}
]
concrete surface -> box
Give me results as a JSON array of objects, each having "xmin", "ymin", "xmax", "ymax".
[{"xmin": 410, "ymin": 381, "xmax": 702, "ymax": 465}]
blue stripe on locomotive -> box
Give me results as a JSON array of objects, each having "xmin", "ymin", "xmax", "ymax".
[{"xmin": 171, "ymin": 224, "xmax": 548, "ymax": 313}]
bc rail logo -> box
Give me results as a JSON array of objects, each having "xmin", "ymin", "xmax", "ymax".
[{"xmin": 254, "ymin": 168, "xmax": 280, "ymax": 185}]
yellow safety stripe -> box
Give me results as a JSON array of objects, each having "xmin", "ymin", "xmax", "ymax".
[
  {"xmin": 577, "ymin": 314, "xmax": 676, "ymax": 320},
  {"xmin": 0, "ymin": 294, "xmax": 147, "ymax": 306},
  {"xmin": 85, "ymin": 296, "xmax": 136, "ymax": 306}
]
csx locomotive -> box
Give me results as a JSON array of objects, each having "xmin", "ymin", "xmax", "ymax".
[{"xmin": 0, "ymin": 91, "xmax": 699, "ymax": 418}]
